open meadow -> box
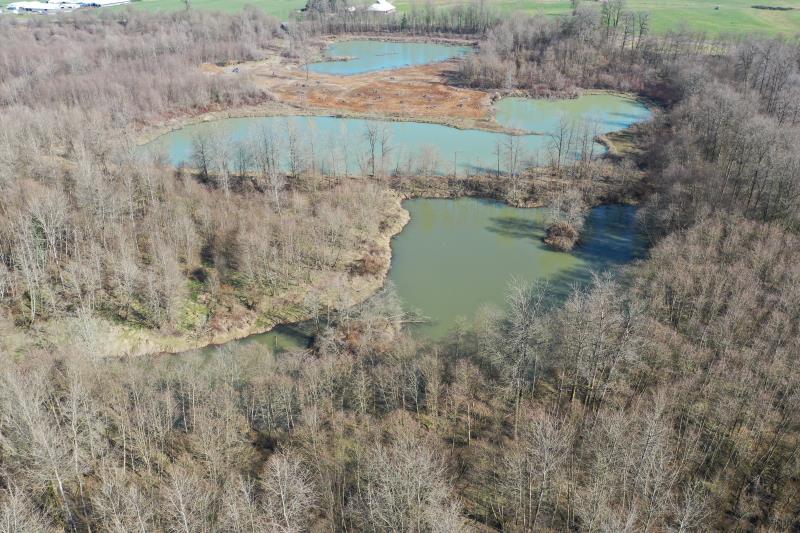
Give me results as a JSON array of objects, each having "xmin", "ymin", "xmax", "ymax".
[
  {"xmin": 4, "ymin": 0, "xmax": 794, "ymax": 35},
  {"xmin": 109, "ymin": 0, "xmax": 800, "ymax": 34}
]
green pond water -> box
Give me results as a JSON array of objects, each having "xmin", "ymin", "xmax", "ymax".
[
  {"xmin": 308, "ymin": 40, "xmax": 471, "ymax": 75},
  {"xmin": 495, "ymin": 94, "xmax": 652, "ymax": 135},
  {"xmin": 200, "ymin": 198, "xmax": 642, "ymax": 353},
  {"xmin": 143, "ymin": 96, "xmax": 650, "ymax": 175},
  {"xmin": 389, "ymin": 198, "xmax": 642, "ymax": 338}
]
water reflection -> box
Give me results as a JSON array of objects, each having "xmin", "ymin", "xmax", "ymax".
[
  {"xmin": 308, "ymin": 40, "xmax": 471, "ymax": 75},
  {"xmin": 389, "ymin": 198, "xmax": 642, "ymax": 338}
]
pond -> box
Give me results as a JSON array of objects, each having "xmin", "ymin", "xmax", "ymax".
[
  {"xmin": 143, "ymin": 95, "xmax": 650, "ymax": 175},
  {"xmin": 201, "ymin": 198, "xmax": 643, "ymax": 353},
  {"xmin": 307, "ymin": 40, "xmax": 471, "ymax": 75},
  {"xmin": 495, "ymin": 94, "xmax": 652, "ymax": 135},
  {"xmin": 388, "ymin": 198, "xmax": 643, "ymax": 338}
]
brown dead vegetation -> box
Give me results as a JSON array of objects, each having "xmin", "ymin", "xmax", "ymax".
[
  {"xmin": 233, "ymin": 56, "xmax": 498, "ymax": 128},
  {"xmin": 544, "ymin": 221, "xmax": 580, "ymax": 251},
  {"xmin": 2, "ymin": 5, "xmax": 800, "ymax": 532}
]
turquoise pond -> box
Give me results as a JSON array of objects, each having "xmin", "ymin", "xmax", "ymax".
[
  {"xmin": 307, "ymin": 40, "xmax": 471, "ymax": 75},
  {"xmin": 494, "ymin": 93, "xmax": 652, "ymax": 134},
  {"xmin": 142, "ymin": 95, "xmax": 650, "ymax": 175}
]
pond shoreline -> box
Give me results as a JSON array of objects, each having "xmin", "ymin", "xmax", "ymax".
[
  {"xmin": 368, "ymin": 195, "xmax": 641, "ymax": 340},
  {"xmin": 163, "ymin": 185, "xmax": 644, "ymax": 358},
  {"xmin": 136, "ymin": 88, "xmax": 652, "ymax": 149},
  {"xmin": 134, "ymin": 32, "xmax": 656, "ymax": 150},
  {"xmin": 324, "ymin": 33, "xmax": 480, "ymax": 47},
  {"xmin": 136, "ymin": 100, "xmax": 515, "ymax": 150},
  {"xmin": 102, "ymin": 35, "xmax": 655, "ymax": 357}
]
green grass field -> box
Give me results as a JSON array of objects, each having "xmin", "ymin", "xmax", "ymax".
[
  {"xmin": 119, "ymin": 0, "xmax": 308, "ymax": 20},
  {"xmin": 496, "ymin": 1, "xmax": 800, "ymax": 35},
  {"xmin": 3, "ymin": 0, "xmax": 800, "ymax": 35}
]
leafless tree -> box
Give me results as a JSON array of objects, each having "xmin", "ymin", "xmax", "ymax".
[
  {"xmin": 162, "ymin": 461, "xmax": 215, "ymax": 533},
  {"xmin": 260, "ymin": 451, "xmax": 317, "ymax": 532},
  {"xmin": 0, "ymin": 487, "xmax": 51, "ymax": 533},
  {"xmin": 351, "ymin": 434, "xmax": 465, "ymax": 532}
]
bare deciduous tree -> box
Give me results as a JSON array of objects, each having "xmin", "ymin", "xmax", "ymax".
[{"xmin": 260, "ymin": 451, "xmax": 317, "ymax": 532}]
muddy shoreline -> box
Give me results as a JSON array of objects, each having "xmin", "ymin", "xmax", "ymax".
[
  {"xmin": 135, "ymin": 88, "xmax": 650, "ymax": 156},
  {"xmin": 135, "ymin": 34, "xmax": 652, "ymax": 148}
]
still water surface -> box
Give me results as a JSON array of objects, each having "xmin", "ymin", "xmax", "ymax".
[
  {"xmin": 388, "ymin": 198, "xmax": 643, "ymax": 338},
  {"xmin": 204, "ymin": 198, "xmax": 643, "ymax": 352},
  {"xmin": 308, "ymin": 40, "xmax": 471, "ymax": 75},
  {"xmin": 495, "ymin": 94, "xmax": 652, "ymax": 134},
  {"xmin": 144, "ymin": 95, "xmax": 650, "ymax": 174}
]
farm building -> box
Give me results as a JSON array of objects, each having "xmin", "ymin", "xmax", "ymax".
[
  {"xmin": 6, "ymin": 1, "xmax": 80, "ymax": 13},
  {"xmin": 5, "ymin": 0, "xmax": 128, "ymax": 13},
  {"xmin": 367, "ymin": 0, "xmax": 395, "ymax": 13}
]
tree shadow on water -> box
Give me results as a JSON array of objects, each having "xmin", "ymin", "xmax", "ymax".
[
  {"xmin": 610, "ymin": 111, "xmax": 647, "ymax": 121},
  {"xmin": 576, "ymin": 230, "xmax": 638, "ymax": 263},
  {"xmin": 541, "ymin": 260, "xmax": 631, "ymax": 309},
  {"xmin": 542, "ymin": 205, "xmax": 644, "ymax": 306},
  {"xmin": 602, "ymin": 111, "xmax": 649, "ymax": 130},
  {"xmin": 578, "ymin": 205, "xmax": 645, "ymax": 263},
  {"xmin": 485, "ymin": 216, "xmax": 544, "ymax": 242}
]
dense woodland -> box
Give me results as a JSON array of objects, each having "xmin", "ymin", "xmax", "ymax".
[
  {"xmin": 0, "ymin": 10, "xmax": 405, "ymax": 354},
  {"xmin": 1, "ymin": 2, "xmax": 800, "ymax": 532}
]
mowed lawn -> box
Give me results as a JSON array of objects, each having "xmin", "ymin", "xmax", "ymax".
[
  {"xmin": 3, "ymin": 0, "xmax": 799, "ymax": 35},
  {"xmin": 109, "ymin": 0, "xmax": 309, "ymax": 20}
]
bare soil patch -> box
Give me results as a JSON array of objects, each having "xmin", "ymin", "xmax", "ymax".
[{"xmin": 228, "ymin": 56, "xmax": 499, "ymax": 130}]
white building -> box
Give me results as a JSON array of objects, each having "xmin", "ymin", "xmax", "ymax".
[
  {"xmin": 6, "ymin": 1, "xmax": 80, "ymax": 13},
  {"xmin": 367, "ymin": 0, "xmax": 395, "ymax": 14},
  {"xmin": 5, "ymin": 0, "xmax": 129, "ymax": 13}
]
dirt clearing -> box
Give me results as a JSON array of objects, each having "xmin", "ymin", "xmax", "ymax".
[{"xmin": 227, "ymin": 56, "xmax": 500, "ymax": 130}]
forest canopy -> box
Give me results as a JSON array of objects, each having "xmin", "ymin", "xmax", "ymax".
[{"xmin": 0, "ymin": 3, "xmax": 799, "ymax": 532}]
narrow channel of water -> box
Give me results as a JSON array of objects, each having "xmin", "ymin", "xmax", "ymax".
[
  {"xmin": 308, "ymin": 40, "xmax": 471, "ymax": 75},
  {"xmin": 197, "ymin": 323, "xmax": 311, "ymax": 357}
]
